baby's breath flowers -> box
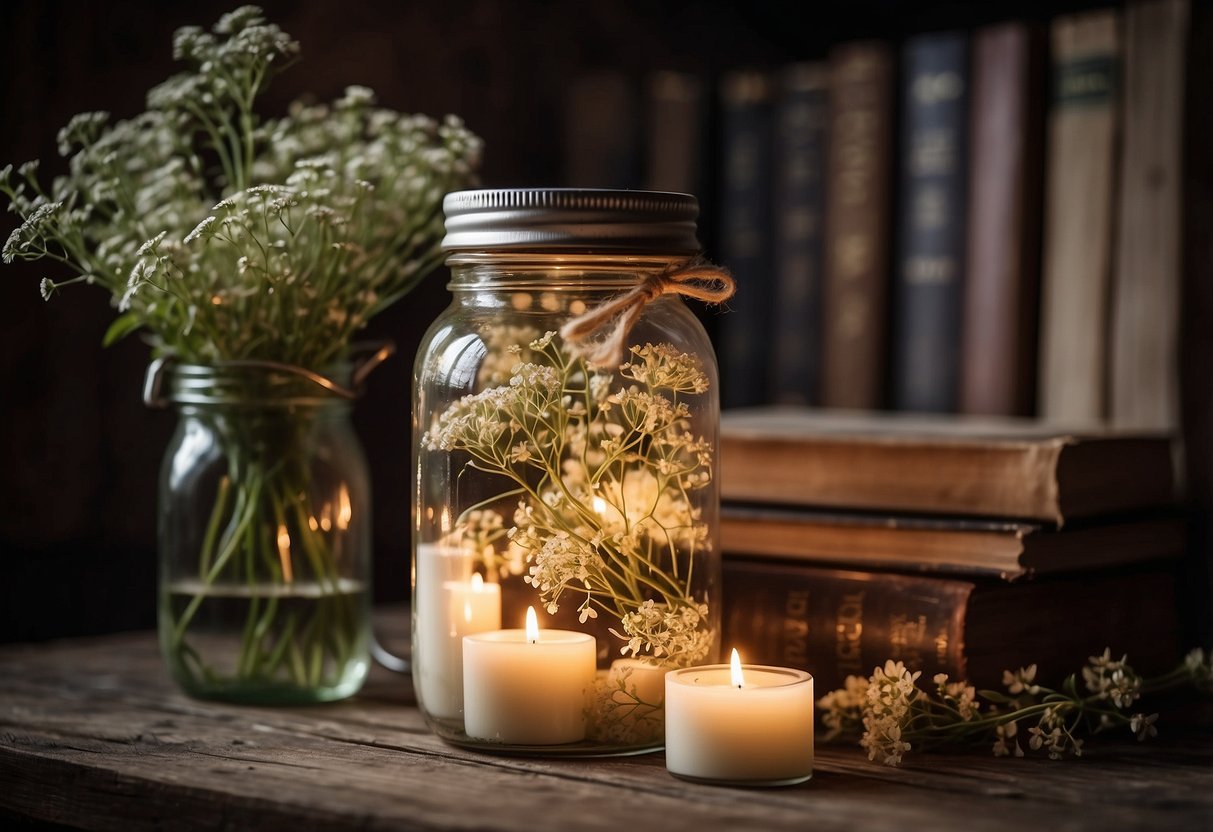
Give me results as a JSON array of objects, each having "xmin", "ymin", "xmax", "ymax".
[
  {"xmin": 424, "ymin": 333, "xmax": 716, "ymax": 668},
  {"xmin": 2, "ymin": 6, "xmax": 481, "ymax": 371},
  {"xmin": 0, "ymin": 6, "xmax": 482, "ymax": 699},
  {"xmin": 819, "ymin": 649, "xmax": 1213, "ymax": 766}
]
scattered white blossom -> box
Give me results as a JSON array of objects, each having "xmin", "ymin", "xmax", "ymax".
[
  {"xmin": 1003, "ymin": 664, "xmax": 1041, "ymax": 696},
  {"xmin": 819, "ymin": 647, "xmax": 1208, "ymax": 767},
  {"xmin": 1129, "ymin": 712, "xmax": 1159, "ymax": 741}
]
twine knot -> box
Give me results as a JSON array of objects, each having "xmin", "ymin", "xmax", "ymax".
[{"xmin": 559, "ymin": 258, "xmax": 735, "ymax": 367}]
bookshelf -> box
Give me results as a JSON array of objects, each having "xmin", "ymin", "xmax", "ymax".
[{"xmin": 0, "ymin": 0, "xmax": 1208, "ymax": 650}]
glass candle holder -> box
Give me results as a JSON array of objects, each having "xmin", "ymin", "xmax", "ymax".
[{"xmin": 412, "ymin": 189, "xmax": 725, "ymax": 756}]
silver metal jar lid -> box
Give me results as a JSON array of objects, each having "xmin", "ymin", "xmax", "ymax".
[{"xmin": 440, "ymin": 188, "xmax": 701, "ymax": 253}]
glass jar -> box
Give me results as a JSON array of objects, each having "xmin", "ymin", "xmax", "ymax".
[
  {"xmin": 152, "ymin": 361, "xmax": 373, "ymax": 704},
  {"xmin": 413, "ymin": 189, "xmax": 724, "ymax": 755}
]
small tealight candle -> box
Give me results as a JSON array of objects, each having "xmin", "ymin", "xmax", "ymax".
[
  {"xmin": 665, "ymin": 649, "xmax": 814, "ymax": 786},
  {"xmin": 463, "ymin": 606, "xmax": 596, "ymax": 745}
]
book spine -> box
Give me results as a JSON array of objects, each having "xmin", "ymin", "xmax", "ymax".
[
  {"xmin": 772, "ymin": 63, "xmax": 829, "ymax": 405},
  {"xmin": 563, "ymin": 72, "xmax": 641, "ymax": 188},
  {"xmin": 1037, "ymin": 11, "xmax": 1122, "ymax": 424},
  {"xmin": 960, "ymin": 23, "xmax": 1045, "ymax": 417},
  {"xmin": 643, "ymin": 71, "xmax": 706, "ymax": 195},
  {"xmin": 822, "ymin": 42, "xmax": 895, "ymax": 409},
  {"xmin": 722, "ymin": 558, "xmax": 1180, "ymax": 697},
  {"xmin": 718, "ymin": 70, "xmax": 776, "ymax": 408},
  {"xmin": 893, "ymin": 32, "xmax": 971, "ymax": 413},
  {"xmin": 1110, "ymin": 0, "xmax": 1190, "ymax": 431},
  {"xmin": 721, "ymin": 558, "xmax": 971, "ymax": 695}
]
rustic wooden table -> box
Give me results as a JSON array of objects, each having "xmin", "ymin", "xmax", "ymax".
[{"xmin": 1, "ymin": 613, "xmax": 1211, "ymax": 832}]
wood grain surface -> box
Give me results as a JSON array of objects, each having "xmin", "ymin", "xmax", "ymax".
[{"xmin": 1, "ymin": 612, "xmax": 1210, "ymax": 832}]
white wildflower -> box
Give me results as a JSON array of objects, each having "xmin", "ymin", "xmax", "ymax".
[
  {"xmin": 183, "ymin": 216, "xmax": 217, "ymax": 244},
  {"xmin": 1003, "ymin": 664, "xmax": 1041, "ymax": 696},
  {"xmin": 136, "ymin": 231, "xmax": 167, "ymax": 256},
  {"xmin": 1129, "ymin": 712, "xmax": 1158, "ymax": 741}
]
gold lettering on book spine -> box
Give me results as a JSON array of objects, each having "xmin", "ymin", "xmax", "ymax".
[
  {"xmin": 835, "ymin": 590, "xmax": 865, "ymax": 675},
  {"xmin": 784, "ymin": 590, "xmax": 810, "ymax": 666}
]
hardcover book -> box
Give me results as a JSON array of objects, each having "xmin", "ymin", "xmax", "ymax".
[
  {"xmin": 1110, "ymin": 0, "xmax": 1190, "ymax": 431},
  {"xmin": 720, "ymin": 504, "xmax": 1185, "ymax": 580},
  {"xmin": 563, "ymin": 72, "xmax": 641, "ymax": 189},
  {"xmin": 720, "ymin": 406, "xmax": 1175, "ymax": 524},
  {"xmin": 822, "ymin": 42, "xmax": 895, "ymax": 410},
  {"xmin": 960, "ymin": 22, "xmax": 1045, "ymax": 417},
  {"xmin": 1037, "ymin": 10, "xmax": 1122, "ymax": 425},
  {"xmin": 643, "ymin": 70, "xmax": 706, "ymax": 196},
  {"xmin": 772, "ymin": 62, "xmax": 829, "ymax": 406},
  {"xmin": 718, "ymin": 70, "xmax": 776, "ymax": 408},
  {"xmin": 721, "ymin": 559, "xmax": 1180, "ymax": 695},
  {"xmin": 892, "ymin": 31, "xmax": 970, "ymax": 413}
]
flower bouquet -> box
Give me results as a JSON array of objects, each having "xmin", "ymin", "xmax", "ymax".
[{"xmin": 2, "ymin": 6, "xmax": 482, "ymax": 701}]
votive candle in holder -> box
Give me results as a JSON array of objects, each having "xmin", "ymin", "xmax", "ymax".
[
  {"xmin": 462, "ymin": 606, "xmax": 596, "ymax": 745},
  {"xmin": 664, "ymin": 649, "xmax": 814, "ymax": 786}
]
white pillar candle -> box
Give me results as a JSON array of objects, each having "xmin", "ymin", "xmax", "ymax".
[
  {"xmin": 608, "ymin": 658, "xmax": 667, "ymax": 707},
  {"xmin": 665, "ymin": 649, "xmax": 814, "ymax": 786},
  {"xmin": 462, "ymin": 607, "xmax": 597, "ymax": 745},
  {"xmin": 414, "ymin": 543, "xmax": 501, "ymax": 720},
  {"xmin": 587, "ymin": 658, "xmax": 669, "ymax": 745}
]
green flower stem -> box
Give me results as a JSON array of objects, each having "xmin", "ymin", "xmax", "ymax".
[
  {"xmin": 261, "ymin": 612, "xmax": 298, "ymax": 676},
  {"xmin": 166, "ymin": 411, "xmax": 362, "ymax": 692},
  {"xmin": 171, "ymin": 470, "xmax": 263, "ymax": 646},
  {"xmin": 198, "ymin": 475, "xmax": 232, "ymax": 577}
]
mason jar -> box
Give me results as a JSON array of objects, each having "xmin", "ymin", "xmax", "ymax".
[
  {"xmin": 412, "ymin": 189, "xmax": 725, "ymax": 755},
  {"xmin": 151, "ymin": 361, "xmax": 374, "ymax": 704}
]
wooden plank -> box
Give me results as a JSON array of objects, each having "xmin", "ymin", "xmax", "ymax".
[{"xmin": 1, "ymin": 625, "xmax": 1211, "ymax": 832}]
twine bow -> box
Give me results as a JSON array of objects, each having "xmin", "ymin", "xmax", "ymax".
[{"xmin": 559, "ymin": 258, "xmax": 736, "ymax": 367}]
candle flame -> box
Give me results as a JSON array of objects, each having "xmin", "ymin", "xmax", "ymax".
[
  {"xmin": 730, "ymin": 648, "xmax": 745, "ymax": 689},
  {"xmin": 470, "ymin": 573, "xmax": 484, "ymax": 591},
  {"xmin": 464, "ymin": 599, "xmax": 473, "ymax": 624},
  {"xmin": 276, "ymin": 524, "xmax": 293, "ymax": 584},
  {"xmin": 525, "ymin": 606, "xmax": 539, "ymax": 644},
  {"xmin": 336, "ymin": 485, "xmax": 352, "ymax": 530}
]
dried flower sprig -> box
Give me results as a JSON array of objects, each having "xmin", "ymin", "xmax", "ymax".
[
  {"xmin": 1, "ymin": 5, "xmax": 482, "ymax": 372},
  {"xmin": 424, "ymin": 332, "xmax": 715, "ymax": 666},
  {"xmin": 0, "ymin": 5, "xmax": 482, "ymax": 698},
  {"xmin": 819, "ymin": 648, "xmax": 1213, "ymax": 766}
]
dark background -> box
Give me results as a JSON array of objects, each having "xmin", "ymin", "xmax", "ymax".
[{"xmin": 1, "ymin": 0, "xmax": 1208, "ymax": 644}]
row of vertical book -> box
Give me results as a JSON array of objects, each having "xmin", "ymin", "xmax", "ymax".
[{"xmin": 565, "ymin": 0, "xmax": 1191, "ymax": 429}]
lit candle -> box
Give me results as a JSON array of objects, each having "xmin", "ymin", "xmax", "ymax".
[
  {"xmin": 608, "ymin": 658, "xmax": 667, "ymax": 707},
  {"xmin": 462, "ymin": 606, "xmax": 596, "ymax": 745},
  {"xmin": 414, "ymin": 543, "xmax": 502, "ymax": 720},
  {"xmin": 665, "ymin": 649, "xmax": 814, "ymax": 786},
  {"xmin": 587, "ymin": 658, "xmax": 668, "ymax": 745}
]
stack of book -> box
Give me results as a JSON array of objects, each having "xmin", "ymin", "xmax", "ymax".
[{"xmin": 718, "ymin": 407, "xmax": 1184, "ymax": 693}]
